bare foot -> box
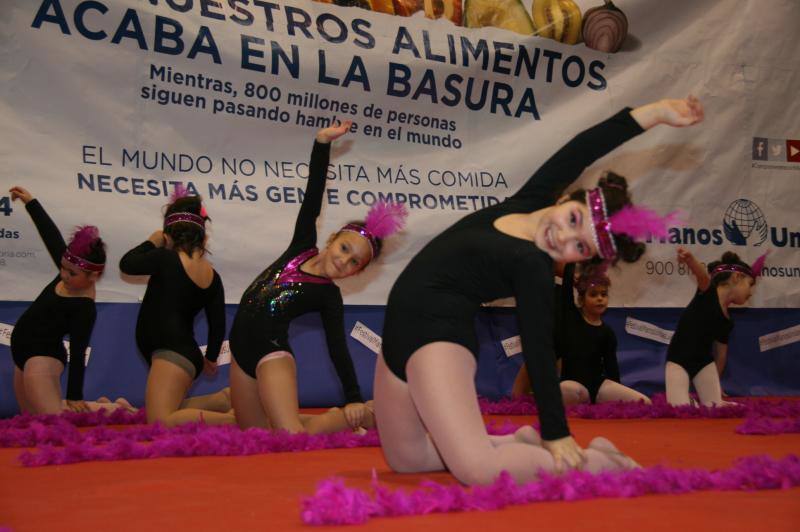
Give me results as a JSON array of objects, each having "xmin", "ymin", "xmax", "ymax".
[
  {"xmin": 588, "ymin": 437, "xmax": 641, "ymax": 470},
  {"xmin": 113, "ymin": 397, "xmax": 138, "ymax": 413},
  {"xmin": 97, "ymin": 397, "xmax": 112, "ymax": 403}
]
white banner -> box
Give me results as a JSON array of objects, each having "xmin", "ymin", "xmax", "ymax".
[{"xmin": 1, "ymin": 0, "xmax": 798, "ymax": 307}]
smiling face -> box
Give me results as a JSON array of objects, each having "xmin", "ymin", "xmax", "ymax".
[
  {"xmin": 59, "ymin": 258, "xmax": 97, "ymax": 291},
  {"xmin": 321, "ymin": 231, "xmax": 373, "ymax": 279},
  {"xmin": 533, "ymin": 200, "xmax": 599, "ymax": 263}
]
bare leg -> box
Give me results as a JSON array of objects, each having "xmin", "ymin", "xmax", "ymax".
[
  {"xmin": 181, "ymin": 387, "xmax": 231, "ymax": 413},
  {"xmin": 230, "ymin": 358, "xmax": 271, "ymax": 429},
  {"xmin": 387, "ymin": 343, "xmax": 627, "ymax": 485},
  {"xmin": 373, "ymin": 352, "xmax": 446, "ymax": 473},
  {"xmin": 560, "ymin": 380, "xmax": 590, "ymax": 406},
  {"xmin": 255, "ymin": 354, "xmax": 352, "ymax": 435},
  {"xmin": 146, "ymin": 358, "xmax": 235, "ymax": 427},
  {"xmin": 23, "ymin": 357, "xmax": 65, "ymax": 415},
  {"xmin": 665, "ymin": 361, "xmax": 692, "ymax": 406},
  {"xmin": 596, "ymin": 379, "xmax": 651, "ymax": 404},
  {"xmin": 693, "ymin": 363, "xmax": 734, "ymax": 407},
  {"xmin": 13, "ymin": 367, "xmax": 31, "ymax": 414}
]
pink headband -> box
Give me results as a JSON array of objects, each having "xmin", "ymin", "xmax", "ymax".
[
  {"xmin": 62, "ymin": 249, "xmax": 105, "ymax": 273},
  {"xmin": 164, "ymin": 212, "xmax": 205, "ymax": 229},
  {"xmin": 586, "ymin": 188, "xmax": 617, "ymax": 259},
  {"xmin": 339, "ymin": 201, "xmax": 408, "ymax": 260},
  {"xmin": 710, "ymin": 251, "xmax": 769, "ymax": 280},
  {"xmin": 585, "ymin": 188, "xmax": 682, "ymax": 260}
]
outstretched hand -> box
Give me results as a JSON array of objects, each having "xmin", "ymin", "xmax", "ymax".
[
  {"xmin": 9, "ymin": 186, "xmax": 34, "ymax": 204},
  {"xmin": 316, "ymin": 120, "xmax": 353, "ymax": 144},
  {"xmin": 657, "ymin": 95, "xmax": 704, "ymax": 127},
  {"xmin": 676, "ymin": 246, "xmax": 692, "ymax": 264}
]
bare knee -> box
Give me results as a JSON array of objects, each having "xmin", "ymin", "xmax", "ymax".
[{"xmin": 449, "ymin": 461, "xmax": 503, "ymax": 486}]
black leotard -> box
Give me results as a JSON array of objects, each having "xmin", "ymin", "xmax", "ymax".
[
  {"xmin": 229, "ymin": 141, "xmax": 363, "ymax": 404},
  {"xmin": 557, "ymin": 264, "xmax": 620, "ymax": 403},
  {"xmin": 666, "ymin": 287, "xmax": 732, "ymax": 378},
  {"xmin": 10, "ymin": 200, "xmax": 96, "ymax": 401},
  {"xmin": 119, "ymin": 242, "xmax": 225, "ymax": 379},
  {"xmin": 382, "ymin": 109, "xmax": 643, "ymax": 440}
]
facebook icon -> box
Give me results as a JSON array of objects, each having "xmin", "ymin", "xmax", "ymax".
[{"xmin": 752, "ymin": 137, "xmax": 768, "ymax": 160}]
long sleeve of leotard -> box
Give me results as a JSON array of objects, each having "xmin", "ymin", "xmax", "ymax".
[
  {"xmin": 288, "ymin": 141, "xmax": 331, "ymax": 251},
  {"xmin": 203, "ymin": 273, "xmax": 226, "ymax": 363},
  {"xmin": 513, "ymin": 253, "xmax": 570, "ymax": 441},
  {"xmin": 65, "ymin": 303, "xmax": 96, "ymax": 401},
  {"xmin": 320, "ymin": 290, "xmax": 364, "ymax": 404},
  {"xmin": 511, "ymin": 108, "xmax": 644, "ymax": 203},
  {"xmin": 602, "ymin": 330, "xmax": 621, "ymax": 383},
  {"xmin": 25, "ymin": 199, "xmax": 67, "ymax": 269},
  {"xmin": 553, "ymin": 263, "xmax": 577, "ymax": 360},
  {"xmin": 119, "ymin": 241, "xmax": 164, "ymax": 276}
]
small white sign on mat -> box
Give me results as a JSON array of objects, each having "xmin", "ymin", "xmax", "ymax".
[
  {"xmin": 501, "ymin": 335, "xmax": 522, "ymax": 358},
  {"xmin": 759, "ymin": 323, "xmax": 800, "ymax": 353},
  {"xmin": 625, "ymin": 317, "xmax": 674, "ymax": 345},
  {"xmin": 200, "ymin": 340, "xmax": 231, "ymax": 366},
  {"xmin": 351, "ymin": 321, "xmax": 382, "ymax": 355}
]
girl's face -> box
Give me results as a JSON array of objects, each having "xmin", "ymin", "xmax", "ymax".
[
  {"xmin": 322, "ymin": 232, "xmax": 372, "ymax": 279},
  {"xmin": 730, "ymin": 273, "xmax": 755, "ymax": 305},
  {"xmin": 534, "ymin": 200, "xmax": 598, "ymax": 263},
  {"xmin": 579, "ymin": 285, "xmax": 609, "ymax": 316},
  {"xmin": 59, "ymin": 259, "xmax": 97, "ymax": 291}
]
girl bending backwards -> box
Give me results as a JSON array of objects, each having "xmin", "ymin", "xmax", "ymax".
[
  {"xmin": 375, "ymin": 97, "xmax": 702, "ymax": 485},
  {"xmin": 665, "ymin": 248, "xmax": 765, "ymax": 406},
  {"xmin": 229, "ymin": 122, "xmax": 406, "ymax": 434},
  {"xmin": 9, "ymin": 186, "xmax": 133, "ymax": 414},
  {"xmin": 120, "ymin": 189, "xmax": 232, "ymax": 426},
  {"xmin": 513, "ymin": 261, "xmax": 651, "ymax": 405}
]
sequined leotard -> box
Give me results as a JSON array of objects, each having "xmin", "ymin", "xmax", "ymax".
[
  {"xmin": 229, "ymin": 141, "xmax": 363, "ymax": 404},
  {"xmin": 11, "ymin": 200, "xmax": 96, "ymax": 401},
  {"xmin": 382, "ymin": 109, "xmax": 643, "ymax": 440}
]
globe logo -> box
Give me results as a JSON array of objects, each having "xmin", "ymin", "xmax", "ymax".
[{"xmin": 722, "ymin": 199, "xmax": 768, "ymax": 246}]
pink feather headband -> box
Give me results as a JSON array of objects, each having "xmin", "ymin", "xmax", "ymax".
[
  {"xmin": 164, "ymin": 184, "xmax": 207, "ymax": 229},
  {"xmin": 711, "ymin": 251, "xmax": 769, "ymax": 279},
  {"xmin": 62, "ymin": 226, "xmax": 104, "ymax": 273},
  {"xmin": 339, "ymin": 201, "xmax": 408, "ymax": 259},
  {"xmin": 586, "ymin": 188, "xmax": 681, "ymax": 260}
]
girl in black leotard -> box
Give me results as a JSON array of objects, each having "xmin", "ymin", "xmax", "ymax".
[
  {"xmin": 9, "ymin": 186, "xmax": 133, "ymax": 415},
  {"xmin": 374, "ymin": 97, "xmax": 703, "ymax": 486},
  {"xmin": 120, "ymin": 189, "xmax": 231, "ymax": 426},
  {"xmin": 665, "ymin": 248, "xmax": 762, "ymax": 407},
  {"xmin": 512, "ymin": 261, "xmax": 651, "ymax": 405},
  {"xmin": 229, "ymin": 121, "xmax": 406, "ymax": 434}
]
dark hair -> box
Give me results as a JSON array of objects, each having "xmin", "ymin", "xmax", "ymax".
[
  {"xmin": 575, "ymin": 263, "xmax": 611, "ymax": 296},
  {"xmin": 335, "ymin": 220, "xmax": 383, "ymax": 261},
  {"xmin": 567, "ymin": 171, "xmax": 646, "ymax": 265},
  {"xmin": 164, "ymin": 196, "xmax": 209, "ymax": 255},
  {"xmin": 83, "ymin": 238, "xmax": 107, "ymax": 267},
  {"xmin": 707, "ymin": 251, "xmax": 750, "ymax": 286}
]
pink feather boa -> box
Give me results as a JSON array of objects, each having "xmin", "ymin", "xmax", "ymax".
[
  {"xmin": 479, "ymin": 394, "xmax": 800, "ymax": 419},
  {"xmin": 300, "ymin": 454, "xmax": 800, "ymax": 525}
]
